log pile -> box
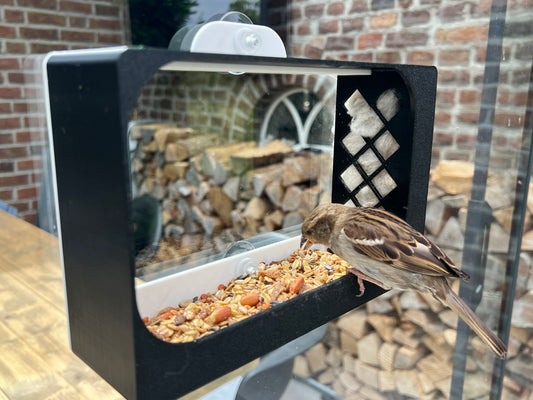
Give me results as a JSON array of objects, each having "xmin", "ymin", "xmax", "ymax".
[
  {"xmin": 130, "ymin": 123, "xmax": 332, "ymax": 267},
  {"xmin": 294, "ymin": 160, "xmax": 533, "ymax": 399},
  {"xmin": 132, "ymin": 122, "xmax": 533, "ymax": 397}
]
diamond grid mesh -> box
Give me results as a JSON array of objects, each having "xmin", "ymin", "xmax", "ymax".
[{"xmin": 341, "ymin": 89, "xmax": 400, "ymax": 208}]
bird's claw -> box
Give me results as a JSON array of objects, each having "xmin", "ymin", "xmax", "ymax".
[{"xmin": 347, "ymin": 267, "xmax": 366, "ymax": 297}]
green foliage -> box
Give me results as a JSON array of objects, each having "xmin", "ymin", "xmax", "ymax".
[
  {"xmin": 229, "ymin": 0, "xmax": 260, "ymax": 24},
  {"xmin": 129, "ymin": 0, "xmax": 198, "ymax": 48}
]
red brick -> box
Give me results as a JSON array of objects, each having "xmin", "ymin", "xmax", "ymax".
[
  {"xmin": 97, "ymin": 32, "xmax": 123, "ymax": 44},
  {"xmin": 351, "ymin": 53, "xmax": 374, "ymax": 62},
  {"xmin": 0, "ymin": 190, "xmax": 12, "ymax": 201},
  {"xmin": 402, "ymin": 10, "xmax": 430, "ymax": 26},
  {"xmin": 69, "ymin": 16, "xmax": 87, "ymax": 28},
  {"xmin": 30, "ymin": 144, "xmax": 44, "ymax": 156},
  {"xmin": 89, "ymin": 18, "xmax": 121, "ymax": 30},
  {"xmin": 319, "ymin": 20, "xmax": 338, "ymax": 34},
  {"xmin": 513, "ymin": 69, "xmax": 531, "ymax": 85},
  {"xmin": 434, "ymin": 132, "xmax": 453, "ymax": 145},
  {"xmin": 16, "ymin": 131, "xmax": 42, "ymax": 142},
  {"xmin": 4, "ymin": 9, "xmax": 24, "ymax": 23},
  {"xmin": 512, "ymin": 92, "xmax": 528, "ymax": 107},
  {"xmin": 0, "ymin": 25, "xmax": 17, "ymax": 38},
  {"xmin": 437, "ymin": 89, "xmax": 455, "ymax": 105},
  {"xmin": 0, "ymin": 103, "xmax": 11, "ymax": 113},
  {"xmin": 376, "ymin": 51, "xmax": 402, "ymax": 63},
  {"xmin": 28, "ymin": 11, "xmax": 67, "ymax": 26},
  {"xmin": 5, "ymin": 42, "xmax": 27, "ymax": 53},
  {"xmin": 437, "ymin": 70, "xmax": 470, "ymax": 85},
  {"xmin": 457, "ymin": 134, "xmax": 477, "ymax": 147},
  {"xmin": 11, "ymin": 201, "xmax": 29, "ymax": 212},
  {"xmin": 13, "ymin": 102, "xmax": 29, "ymax": 113},
  {"xmin": 24, "ymin": 115, "xmax": 46, "ymax": 128},
  {"xmin": 371, "ymin": 12, "xmax": 397, "ymax": 29},
  {"xmin": 297, "ymin": 22, "xmax": 311, "ymax": 35},
  {"xmin": 0, "ymin": 117, "xmax": 20, "ymax": 129},
  {"xmin": 439, "ymin": 49, "xmax": 470, "ymax": 65},
  {"xmin": 290, "ymin": 7, "xmax": 301, "ymax": 20},
  {"xmin": 20, "ymin": 27, "xmax": 59, "ymax": 40},
  {"xmin": 435, "ymin": 112, "xmax": 451, "ymax": 124},
  {"xmin": 326, "ymin": 36, "xmax": 354, "ymax": 50},
  {"xmin": 438, "ymin": 3, "xmax": 469, "ymax": 22},
  {"xmin": 358, "ymin": 33, "xmax": 383, "ymax": 50},
  {"xmin": 494, "ymin": 113, "xmax": 524, "ymax": 128},
  {"xmin": 327, "ymin": 2, "xmax": 345, "ymax": 15},
  {"xmin": 0, "ymin": 174, "xmax": 29, "ymax": 187},
  {"xmin": 342, "ymin": 17, "xmax": 364, "ymax": 33},
  {"xmin": 458, "ymin": 112, "xmax": 480, "ymax": 124},
  {"xmin": 407, "ymin": 51, "xmax": 434, "ymax": 64},
  {"xmin": 18, "ymin": 0, "xmax": 57, "ymax": 8},
  {"xmin": 95, "ymin": 3, "xmax": 119, "ymax": 16},
  {"xmin": 17, "ymin": 187, "xmax": 38, "ymax": 199},
  {"xmin": 305, "ymin": 4, "xmax": 324, "ymax": 17},
  {"xmin": 385, "ymin": 31, "xmax": 428, "ymax": 47},
  {"xmin": 0, "ymin": 161, "xmax": 14, "ymax": 172},
  {"xmin": 0, "ymin": 146, "xmax": 28, "ymax": 159},
  {"xmin": 30, "ymin": 42, "xmax": 68, "ymax": 53},
  {"xmin": 443, "ymin": 150, "xmax": 471, "ymax": 161},
  {"xmin": 0, "ymin": 0, "xmax": 14, "ymax": 5},
  {"xmin": 350, "ymin": 0, "xmax": 369, "ymax": 12},
  {"xmin": 60, "ymin": 0, "xmax": 91, "ymax": 13},
  {"xmin": 23, "ymin": 212, "xmax": 37, "ymax": 224},
  {"xmin": 459, "ymin": 90, "xmax": 480, "ymax": 104},
  {"xmin": 17, "ymin": 159, "xmax": 43, "ymax": 170},
  {"xmin": 8, "ymin": 72, "xmax": 41, "ymax": 84},
  {"xmin": 31, "ymin": 171, "xmax": 43, "ymax": 184},
  {"xmin": 498, "ymin": 91, "xmax": 511, "ymax": 105},
  {"xmin": 0, "ymin": 133, "xmax": 13, "ymax": 144},
  {"xmin": 0, "ymin": 58, "xmax": 19, "ymax": 69},
  {"xmin": 303, "ymin": 45, "xmax": 323, "ymax": 58},
  {"xmin": 436, "ymin": 26, "xmax": 489, "ymax": 42},
  {"xmin": 61, "ymin": 30, "xmax": 95, "ymax": 42}
]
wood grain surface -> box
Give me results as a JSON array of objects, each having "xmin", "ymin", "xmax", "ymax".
[{"xmin": 0, "ymin": 210, "xmax": 124, "ymax": 400}]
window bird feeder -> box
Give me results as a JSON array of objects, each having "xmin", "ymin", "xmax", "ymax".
[{"xmin": 44, "ymin": 16, "xmax": 437, "ymax": 400}]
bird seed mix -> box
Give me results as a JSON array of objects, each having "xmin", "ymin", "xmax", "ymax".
[{"xmin": 143, "ymin": 249, "xmax": 350, "ymax": 343}]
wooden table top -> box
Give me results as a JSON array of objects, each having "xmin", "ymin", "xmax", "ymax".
[{"xmin": 0, "ymin": 210, "xmax": 124, "ymax": 400}]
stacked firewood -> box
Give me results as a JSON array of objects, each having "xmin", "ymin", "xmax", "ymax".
[
  {"xmin": 130, "ymin": 123, "xmax": 332, "ymax": 267},
  {"xmin": 295, "ymin": 160, "xmax": 533, "ymax": 400}
]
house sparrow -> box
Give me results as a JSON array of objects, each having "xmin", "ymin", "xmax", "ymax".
[{"xmin": 301, "ymin": 203, "xmax": 507, "ymax": 359}]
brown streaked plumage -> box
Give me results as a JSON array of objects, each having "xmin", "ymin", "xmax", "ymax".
[{"xmin": 301, "ymin": 203, "xmax": 507, "ymax": 359}]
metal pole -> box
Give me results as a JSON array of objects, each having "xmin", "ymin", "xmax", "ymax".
[{"xmin": 449, "ymin": 0, "xmax": 508, "ymax": 396}]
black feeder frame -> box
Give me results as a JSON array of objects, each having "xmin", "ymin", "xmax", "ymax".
[{"xmin": 45, "ymin": 48, "xmax": 437, "ymax": 400}]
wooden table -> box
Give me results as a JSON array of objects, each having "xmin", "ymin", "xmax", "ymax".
[
  {"xmin": 0, "ymin": 210, "xmax": 259, "ymax": 400},
  {"xmin": 0, "ymin": 210, "xmax": 123, "ymax": 399}
]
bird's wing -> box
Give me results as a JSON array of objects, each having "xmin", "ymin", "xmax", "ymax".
[{"xmin": 341, "ymin": 208, "xmax": 469, "ymax": 280}]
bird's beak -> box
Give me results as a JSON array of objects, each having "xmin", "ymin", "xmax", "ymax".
[{"xmin": 300, "ymin": 236, "xmax": 313, "ymax": 250}]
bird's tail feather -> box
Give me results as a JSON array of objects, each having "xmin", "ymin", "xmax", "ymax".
[{"xmin": 444, "ymin": 288, "xmax": 507, "ymax": 359}]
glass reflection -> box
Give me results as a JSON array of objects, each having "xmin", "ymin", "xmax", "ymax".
[{"xmin": 130, "ymin": 71, "xmax": 335, "ymax": 281}]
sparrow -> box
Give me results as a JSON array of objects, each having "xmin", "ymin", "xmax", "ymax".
[{"xmin": 300, "ymin": 203, "xmax": 507, "ymax": 359}]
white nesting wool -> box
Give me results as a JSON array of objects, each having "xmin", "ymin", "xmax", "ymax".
[
  {"xmin": 358, "ymin": 149, "xmax": 381, "ymax": 176},
  {"xmin": 373, "ymin": 169, "xmax": 397, "ymax": 197},
  {"xmin": 343, "ymin": 90, "xmax": 384, "ymax": 138},
  {"xmin": 355, "ymin": 185, "xmax": 379, "ymax": 207},
  {"xmin": 376, "ymin": 89, "xmax": 400, "ymax": 121},
  {"xmin": 374, "ymin": 131, "xmax": 400, "ymax": 160},
  {"xmin": 340, "ymin": 164, "xmax": 363, "ymax": 192},
  {"xmin": 341, "ymin": 131, "xmax": 366, "ymax": 156}
]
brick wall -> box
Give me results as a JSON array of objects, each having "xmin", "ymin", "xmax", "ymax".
[
  {"xmin": 287, "ymin": 0, "xmax": 532, "ymax": 169},
  {"xmin": 135, "ymin": 70, "xmax": 336, "ymax": 144},
  {"xmin": 0, "ymin": 0, "xmax": 130, "ymax": 223}
]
